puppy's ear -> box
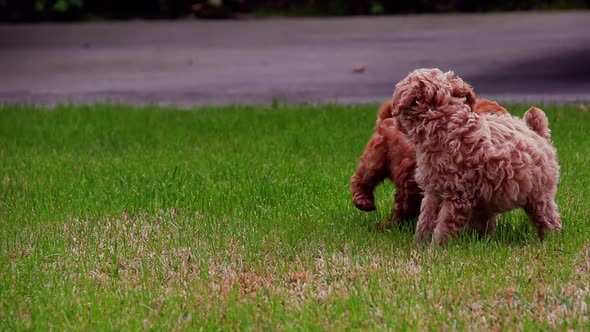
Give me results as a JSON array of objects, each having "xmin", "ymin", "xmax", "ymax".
[
  {"xmin": 391, "ymin": 81, "xmax": 419, "ymax": 116},
  {"xmin": 377, "ymin": 100, "xmax": 394, "ymax": 121},
  {"xmin": 451, "ymin": 78, "xmax": 476, "ymax": 111}
]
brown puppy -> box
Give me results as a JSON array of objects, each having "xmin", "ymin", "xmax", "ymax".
[
  {"xmin": 390, "ymin": 68, "xmax": 560, "ymax": 245},
  {"xmin": 351, "ymin": 98, "xmax": 508, "ymax": 228}
]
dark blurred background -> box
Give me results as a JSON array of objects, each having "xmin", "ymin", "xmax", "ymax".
[
  {"xmin": 1, "ymin": 2, "xmax": 588, "ymax": 106},
  {"xmin": 2, "ymin": 0, "xmax": 590, "ymax": 22}
]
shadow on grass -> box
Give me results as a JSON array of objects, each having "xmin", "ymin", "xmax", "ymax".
[{"xmin": 344, "ymin": 208, "xmax": 564, "ymax": 249}]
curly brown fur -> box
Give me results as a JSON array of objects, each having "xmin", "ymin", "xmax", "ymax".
[
  {"xmin": 351, "ymin": 98, "xmax": 508, "ymax": 229},
  {"xmin": 391, "ymin": 68, "xmax": 561, "ymax": 245},
  {"xmin": 351, "ymin": 100, "xmax": 421, "ymax": 228}
]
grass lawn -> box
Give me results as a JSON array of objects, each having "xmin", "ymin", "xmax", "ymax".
[{"xmin": 1, "ymin": 103, "xmax": 589, "ymax": 330}]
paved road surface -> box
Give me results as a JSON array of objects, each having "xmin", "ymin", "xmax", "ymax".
[{"xmin": 1, "ymin": 11, "xmax": 589, "ymax": 107}]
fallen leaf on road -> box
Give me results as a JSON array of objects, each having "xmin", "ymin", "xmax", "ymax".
[{"xmin": 352, "ymin": 65, "xmax": 366, "ymax": 73}]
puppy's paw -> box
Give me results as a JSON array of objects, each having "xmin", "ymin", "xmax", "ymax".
[{"xmin": 352, "ymin": 194, "xmax": 376, "ymax": 211}]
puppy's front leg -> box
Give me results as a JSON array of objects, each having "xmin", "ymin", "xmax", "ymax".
[
  {"xmin": 351, "ymin": 133, "xmax": 389, "ymax": 211},
  {"xmin": 432, "ymin": 199, "xmax": 473, "ymax": 246},
  {"xmin": 415, "ymin": 193, "xmax": 441, "ymax": 244}
]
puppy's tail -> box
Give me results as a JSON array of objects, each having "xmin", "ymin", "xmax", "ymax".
[{"xmin": 524, "ymin": 106, "xmax": 551, "ymax": 141}]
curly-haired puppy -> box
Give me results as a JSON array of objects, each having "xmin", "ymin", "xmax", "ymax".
[
  {"xmin": 350, "ymin": 100, "xmax": 420, "ymax": 227},
  {"xmin": 390, "ymin": 68, "xmax": 561, "ymax": 245},
  {"xmin": 351, "ymin": 98, "xmax": 508, "ymax": 228}
]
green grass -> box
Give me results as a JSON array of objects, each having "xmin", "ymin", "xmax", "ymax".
[{"xmin": 1, "ymin": 103, "xmax": 589, "ymax": 330}]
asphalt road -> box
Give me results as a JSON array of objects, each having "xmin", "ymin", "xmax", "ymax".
[{"xmin": 1, "ymin": 11, "xmax": 589, "ymax": 107}]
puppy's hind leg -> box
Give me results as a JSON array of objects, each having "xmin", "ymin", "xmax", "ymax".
[
  {"xmin": 387, "ymin": 161, "xmax": 422, "ymax": 229},
  {"xmin": 469, "ymin": 210, "xmax": 498, "ymax": 238},
  {"xmin": 524, "ymin": 196, "xmax": 562, "ymax": 240},
  {"xmin": 383, "ymin": 188, "xmax": 421, "ymax": 230}
]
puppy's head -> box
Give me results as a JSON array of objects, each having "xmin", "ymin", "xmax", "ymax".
[{"xmin": 390, "ymin": 68, "xmax": 475, "ymax": 134}]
